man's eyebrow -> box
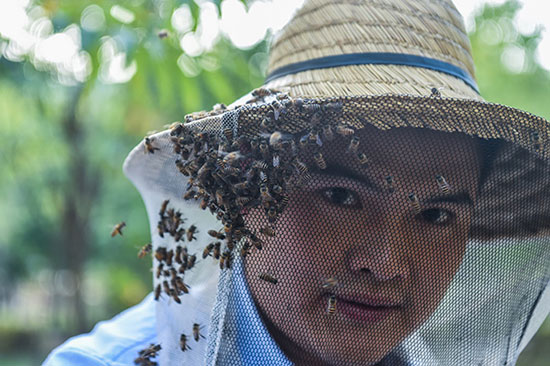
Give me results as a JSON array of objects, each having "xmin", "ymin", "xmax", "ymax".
[
  {"xmin": 423, "ymin": 191, "xmax": 474, "ymax": 206},
  {"xmin": 313, "ymin": 164, "xmax": 474, "ymax": 206},
  {"xmin": 312, "ymin": 164, "xmax": 385, "ymax": 192}
]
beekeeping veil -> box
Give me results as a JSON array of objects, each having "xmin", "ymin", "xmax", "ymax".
[{"xmin": 123, "ymin": 0, "xmax": 550, "ymax": 365}]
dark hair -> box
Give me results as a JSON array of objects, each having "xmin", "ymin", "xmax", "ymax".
[{"xmin": 476, "ymin": 138, "xmax": 503, "ymax": 195}]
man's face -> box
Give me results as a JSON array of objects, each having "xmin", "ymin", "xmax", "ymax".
[{"xmin": 243, "ymin": 126, "xmax": 482, "ymax": 365}]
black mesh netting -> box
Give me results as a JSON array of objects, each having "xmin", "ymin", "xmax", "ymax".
[{"xmin": 135, "ymin": 90, "xmax": 550, "ymax": 366}]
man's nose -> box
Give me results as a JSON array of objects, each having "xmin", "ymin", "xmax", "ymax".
[{"xmin": 345, "ymin": 209, "xmax": 411, "ymax": 282}]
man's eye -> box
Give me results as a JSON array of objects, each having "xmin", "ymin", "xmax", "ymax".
[
  {"xmin": 419, "ymin": 208, "xmax": 455, "ymax": 225},
  {"xmin": 320, "ymin": 187, "xmax": 361, "ymax": 208}
]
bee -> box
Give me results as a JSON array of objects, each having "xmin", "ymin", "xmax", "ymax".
[
  {"xmin": 260, "ymin": 184, "xmax": 274, "ymax": 203},
  {"xmin": 385, "ymin": 175, "xmax": 395, "ymax": 193},
  {"xmin": 183, "ymin": 190, "xmax": 196, "ymax": 200},
  {"xmin": 293, "ymin": 160, "xmax": 309, "ymax": 176},
  {"xmin": 159, "ymin": 200, "xmax": 169, "ymax": 217},
  {"xmin": 162, "ymin": 280, "xmax": 171, "ymax": 296},
  {"xmin": 435, "ymin": 174, "xmax": 451, "ymax": 194},
  {"xmin": 156, "ymin": 263, "xmax": 164, "ymax": 279},
  {"xmin": 327, "ymin": 295, "xmax": 337, "ymax": 315},
  {"xmin": 208, "ymin": 229, "xmax": 226, "ymax": 240},
  {"xmin": 241, "ymin": 240, "xmax": 252, "ymax": 257},
  {"xmin": 220, "ymin": 250, "xmax": 232, "ymax": 269},
  {"xmin": 155, "ymin": 247, "xmax": 167, "ymax": 262},
  {"xmin": 322, "ymin": 125, "xmax": 334, "ymax": 141},
  {"xmin": 408, "ymin": 192, "xmax": 421, "ymax": 214},
  {"xmin": 139, "ymin": 343, "xmax": 161, "ymax": 358},
  {"xmin": 192, "ymin": 323, "xmax": 205, "ymax": 342},
  {"xmin": 348, "ymin": 136, "xmax": 360, "ymax": 154},
  {"xmin": 170, "ymin": 288, "xmax": 181, "ymax": 304},
  {"xmin": 430, "ymin": 87, "xmax": 442, "ymax": 97},
  {"xmin": 292, "ymin": 97, "xmax": 304, "ymax": 110},
  {"xmin": 223, "ymin": 128, "xmax": 233, "ymax": 142},
  {"xmin": 200, "ymin": 198, "xmax": 209, "ymax": 210},
  {"xmin": 322, "ymin": 277, "xmax": 338, "ymax": 290},
  {"xmin": 170, "ymin": 122, "xmax": 184, "ymax": 136},
  {"xmin": 154, "ymin": 284, "xmax": 161, "ymax": 300},
  {"xmin": 249, "ymin": 233, "xmax": 263, "ymax": 251},
  {"xmin": 144, "ymin": 137, "xmax": 160, "ymax": 154},
  {"xmin": 267, "ymin": 206, "xmax": 278, "ymax": 223},
  {"xmin": 336, "ymin": 124, "xmax": 354, "ymax": 136},
  {"xmin": 186, "ymin": 225, "xmax": 198, "ymax": 241},
  {"xmin": 313, "ymin": 152, "xmax": 327, "ymax": 170},
  {"xmin": 272, "ymin": 100, "xmax": 286, "ymax": 120},
  {"xmin": 259, "ymin": 273, "xmax": 278, "ymax": 284},
  {"xmin": 166, "ymin": 249, "xmax": 174, "ymax": 266},
  {"xmin": 272, "ymin": 185, "xmax": 283, "ymax": 195},
  {"xmin": 530, "ymin": 130, "xmax": 544, "ymax": 150},
  {"xmin": 269, "ymin": 132, "xmax": 286, "ymax": 150},
  {"xmin": 175, "ymin": 277, "xmax": 190, "ymax": 294},
  {"xmin": 138, "ymin": 243, "xmax": 152, "ymax": 259},
  {"xmin": 213, "ymin": 241, "xmax": 221, "ymax": 260},
  {"xmin": 174, "ymin": 228, "xmax": 186, "ymax": 242},
  {"xmin": 259, "ymin": 226, "xmax": 276, "ymax": 237},
  {"xmin": 357, "ymin": 152, "xmax": 369, "ymax": 165},
  {"xmin": 180, "ymin": 334, "xmax": 192, "ymax": 352},
  {"xmin": 259, "ymin": 140, "xmax": 270, "ymax": 158},
  {"xmin": 157, "ymin": 29, "xmax": 169, "ymax": 39},
  {"xmin": 111, "ymin": 222, "xmax": 126, "ymax": 237},
  {"xmin": 187, "ymin": 254, "xmax": 196, "ymax": 269},
  {"xmin": 157, "ymin": 221, "xmax": 166, "ymax": 238},
  {"xmin": 252, "ymin": 87, "xmax": 272, "ymax": 97},
  {"xmin": 175, "ymin": 246, "xmax": 183, "ymax": 264}
]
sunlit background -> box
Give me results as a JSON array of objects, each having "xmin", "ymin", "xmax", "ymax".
[{"xmin": 1, "ymin": 0, "xmax": 550, "ymax": 365}]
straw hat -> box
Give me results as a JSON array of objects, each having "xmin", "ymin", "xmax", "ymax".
[{"xmin": 124, "ymin": 0, "xmax": 550, "ymax": 240}]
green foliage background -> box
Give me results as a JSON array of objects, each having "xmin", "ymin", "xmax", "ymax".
[{"xmin": 0, "ymin": 1, "xmax": 549, "ymax": 365}]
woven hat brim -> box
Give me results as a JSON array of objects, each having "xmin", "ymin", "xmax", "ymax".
[{"xmin": 125, "ymin": 91, "xmax": 550, "ymax": 241}]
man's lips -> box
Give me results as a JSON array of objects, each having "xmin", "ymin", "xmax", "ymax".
[{"xmin": 323, "ymin": 294, "xmax": 403, "ymax": 323}]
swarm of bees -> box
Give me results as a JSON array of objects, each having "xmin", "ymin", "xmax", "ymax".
[
  {"xmin": 134, "ymin": 343, "xmax": 161, "ymax": 366},
  {"xmin": 111, "ymin": 222, "xmax": 126, "ymax": 237},
  {"xmin": 137, "ymin": 92, "xmax": 382, "ymax": 359}
]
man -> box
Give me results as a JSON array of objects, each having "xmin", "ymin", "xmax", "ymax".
[{"xmin": 44, "ymin": 0, "xmax": 550, "ymax": 365}]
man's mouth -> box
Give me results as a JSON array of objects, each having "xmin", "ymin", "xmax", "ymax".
[{"xmin": 324, "ymin": 295, "xmax": 402, "ymax": 323}]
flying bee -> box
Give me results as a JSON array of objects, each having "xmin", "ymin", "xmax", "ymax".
[
  {"xmin": 170, "ymin": 288, "xmax": 181, "ymax": 304},
  {"xmin": 385, "ymin": 175, "xmax": 395, "ymax": 193},
  {"xmin": 322, "ymin": 277, "xmax": 338, "ymax": 290},
  {"xmin": 157, "ymin": 29, "xmax": 169, "ymax": 39},
  {"xmin": 336, "ymin": 124, "xmax": 354, "ymax": 136},
  {"xmin": 313, "ymin": 151, "xmax": 327, "ymax": 170},
  {"xmin": 408, "ymin": 192, "xmax": 421, "ymax": 214},
  {"xmin": 138, "ymin": 243, "xmax": 152, "ymax": 259},
  {"xmin": 187, "ymin": 225, "xmax": 198, "ymax": 241},
  {"xmin": 260, "ymin": 226, "xmax": 276, "ymax": 237},
  {"xmin": 187, "ymin": 254, "xmax": 196, "ymax": 269},
  {"xmin": 180, "ymin": 334, "xmax": 192, "ymax": 352},
  {"xmin": 348, "ymin": 136, "xmax": 360, "ymax": 154},
  {"xmin": 322, "ymin": 125, "xmax": 334, "ymax": 141},
  {"xmin": 357, "ymin": 152, "xmax": 369, "ymax": 165},
  {"xmin": 435, "ymin": 174, "xmax": 451, "ymax": 194},
  {"xmin": 259, "ymin": 273, "xmax": 278, "ymax": 284},
  {"xmin": 192, "ymin": 323, "xmax": 206, "ymax": 342},
  {"xmin": 144, "ymin": 137, "xmax": 160, "ymax": 154},
  {"xmin": 111, "ymin": 222, "xmax": 126, "ymax": 237},
  {"xmin": 327, "ymin": 295, "xmax": 337, "ymax": 315},
  {"xmin": 154, "ymin": 284, "xmax": 161, "ymax": 300},
  {"xmin": 213, "ymin": 241, "xmax": 221, "ymax": 260}
]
